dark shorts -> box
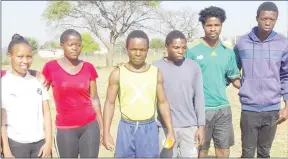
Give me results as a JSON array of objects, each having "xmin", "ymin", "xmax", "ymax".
[
  {"xmin": 240, "ymin": 110, "xmax": 278, "ymax": 158},
  {"xmin": 200, "ymin": 106, "xmax": 234, "ymax": 150},
  {"xmin": 54, "ymin": 119, "xmax": 100, "ymax": 158},
  {"xmin": 115, "ymin": 119, "xmax": 159, "ymax": 158},
  {"xmin": 8, "ymin": 138, "xmax": 45, "ymax": 158}
]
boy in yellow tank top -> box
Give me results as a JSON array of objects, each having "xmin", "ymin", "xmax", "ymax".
[{"xmin": 102, "ymin": 30, "xmax": 175, "ymax": 158}]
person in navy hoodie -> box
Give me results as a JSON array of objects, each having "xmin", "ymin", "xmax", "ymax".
[{"xmin": 235, "ymin": 2, "xmax": 288, "ymax": 158}]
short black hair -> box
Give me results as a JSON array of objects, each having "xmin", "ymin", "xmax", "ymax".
[
  {"xmin": 126, "ymin": 30, "xmax": 149, "ymax": 48},
  {"xmin": 60, "ymin": 29, "xmax": 82, "ymax": 44},
  {"xmin": 8, "ymin": 34, "xmax": 31, "ymax": 53},
  {"xmin": 199, "ymin": 6, "xmax": 226, "ymax": 25},
  {"xmin": 165, "ymin": 30, "xmax": 186, "ymax": 45},
  {"xmin": 257, "ymin": 1, "xmax": 278, "ymax": 17}
]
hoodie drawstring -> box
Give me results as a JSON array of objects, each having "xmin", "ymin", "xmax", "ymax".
[
  {"xmin": 252, "ymin": 41, "xmax": 255, "ymax": 77},
  {"xmin": 268, "ymin": 41, "xmax": 271, "ymax": 69}
]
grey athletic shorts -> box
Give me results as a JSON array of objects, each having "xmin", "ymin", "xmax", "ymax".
[
  {"xmin": 8, "ymin": 138, "xmax": 45, "ymax": 158},
  {"xmin": 159, "ymin": 126, "xmax": 198, "ymax": 157},
  {"xmin": 200, "ymin": 106, "xmax": 234, "ymax": 150}
]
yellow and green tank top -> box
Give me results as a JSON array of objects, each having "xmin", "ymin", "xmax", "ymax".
[{"xmin": 118, "ymin": 65, "xmax": 158, "ymax": 121}]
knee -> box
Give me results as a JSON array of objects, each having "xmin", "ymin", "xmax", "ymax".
[{"xmin": 215, "ymin": 148, "xmax": 230, "ymax": 158}]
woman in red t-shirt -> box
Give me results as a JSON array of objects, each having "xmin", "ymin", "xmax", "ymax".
[{"xmin": 42, "ymin": 29, "xmax": 103, "ymax": 158}]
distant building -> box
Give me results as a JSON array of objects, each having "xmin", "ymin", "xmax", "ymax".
[
  {"xmin": 93, "ymin": 47, "xmax": 108, "ymax": 55},
  {"xmin": 38, "ymin": 49, "xmax": 64, "ymax": 58}
]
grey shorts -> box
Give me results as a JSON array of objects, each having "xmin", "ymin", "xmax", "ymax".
[
  {"xmin": 159, "ymin": 126, "xmax": 198, "ymax": 158},
  {"xmin": 200, "ymin": 106, "xmax": 234, "ymax": 150},
  {"xmin": 8, "ymin": 138, "xmax": 45, "ymax": 158}
]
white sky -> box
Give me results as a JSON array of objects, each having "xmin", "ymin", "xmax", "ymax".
[{"xmin": 2, "ymin": 1, "xmax": 288, "ymax": 48}]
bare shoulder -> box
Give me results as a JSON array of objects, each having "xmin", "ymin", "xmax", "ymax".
[
  {"xmin": 157, "ymin": 68, "xmax": 163, "ymax": 83},
  {"xmin": 109, "ymin": 66, "xmax": 120, "ymax": 83}
]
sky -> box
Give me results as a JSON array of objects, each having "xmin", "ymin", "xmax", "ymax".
[{"xmin": 1, "ymin": 1, "xmax": 288, "ymax": 48}]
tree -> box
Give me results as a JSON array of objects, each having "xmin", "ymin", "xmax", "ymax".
[
  {"xmin": 155, "ymin": 7, "xmax": 199, "ymax": 40},
  {"xmin": 42, "ymin": 40, "xmax": 61, "ymax": 49},
  {"xmin": 25, "ymin": 37, "xmax": 39, "ymax": 54},
  {"xmin": 81, "ymin": 32, "xmax": 99, "ymax": 54},
  {"xmin": 150, "ymin": 38, "xmax": 164, "ymax": 51},
  {"xmin": 42, "ymin": 1, "xmax": 160, "ymax": 67}
]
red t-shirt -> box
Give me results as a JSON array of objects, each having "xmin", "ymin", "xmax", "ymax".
[
  {"xmin": 1, "ymin": 70, "xmax": 6, "ymax": 77},
  {"xmin": 42, "ymin": 60, "xmax": 98, "ymax": 127}
]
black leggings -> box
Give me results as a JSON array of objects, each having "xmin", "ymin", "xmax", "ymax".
[{"xmin": 54, "ymin": 120, "xmax": 100, "ymax": 158}]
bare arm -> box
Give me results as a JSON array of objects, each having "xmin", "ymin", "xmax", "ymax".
[
  {"xmin": 156, "ymin": 70, "xmax": 173, "ymax": 132},
  {"xmin": 1, "ymin": 109, "xmax": 13, "ymax": 157},
  {"xmin": 227, "ymin": 48, "xmax": 241, "ymax": 89},
  {"xmin": 42, "ymin": 100, "xmax": 52, "ymax": 146},
  {"xmin": 90, "ymin": 80, "xmax": 103, "ymax": 133},
  {"xmin": 35, "ymin": 97, "xmax": 53, "ymax": 158},
  {"xmin": 103, "ymin": 68, "xmax": 120, "ymax": 135},
  {"xmin": 232, "ymin": 78, "xmax": 241, "ymax": 89},
  {"xmin": 156, "ymin": 70, "xmax": 175, "ymax": 148},
  {"xmin": 102, "ymin": 68, "xmax": 120, "ymax": 151}
]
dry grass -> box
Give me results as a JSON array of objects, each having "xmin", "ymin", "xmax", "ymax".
[{"xmin": 2, "ymin": 53, "xmax": 287, "ymax": 157}]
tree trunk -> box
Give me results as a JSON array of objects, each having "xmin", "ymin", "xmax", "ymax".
[
  {"xmin": 106, "ymin": 47, "xmax": 114, "ymax": 68},
  {"xmin": 106, "ymin": 43, "xmax": 116, "ymax": 68},
  {"xmin": 106, "ymin": 35, "xmax": 117, "ymax": 68}
]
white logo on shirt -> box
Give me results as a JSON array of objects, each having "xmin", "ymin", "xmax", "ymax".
[
  {"xmin": 197, "ymin": 55, "xmax": 204, "ymax": 60},
  {"xmin": 10, "ymin": 93, "xmax": 17, "ymax": 97},
  {"xmin": 129, "ymin": 84, "xmax": 148, "ymax": 105}
]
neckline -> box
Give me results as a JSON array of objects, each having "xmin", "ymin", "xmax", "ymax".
[
  {"xmin": 200, "ymin": 38, "xmax": 222, "ymax": 49},
  {"xmin": 162, "ymin": 57, "xmax": 185, "ymax": 67},
  {"xmin": 123, "ymin": 64, "xmax": 151, "ymax": 73},
  {"xmin": 56, "ymin": 60, "xmax": 85, "ymax": 76},
  {"xmin": 7, "ymin": 69, "xmax": 31, "ymax": 79}
]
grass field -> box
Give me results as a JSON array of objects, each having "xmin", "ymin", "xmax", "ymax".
[{"xmin": 2, "ymin": 53, "xmax": 288, "ymax": 157}]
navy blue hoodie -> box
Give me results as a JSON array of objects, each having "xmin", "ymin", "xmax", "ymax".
[{"xmin": 235, "ymin": 27, "xmax": 288, "ymax": 112}]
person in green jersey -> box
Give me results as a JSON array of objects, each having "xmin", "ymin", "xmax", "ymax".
[{"xmin": 185, "ymin": 6, "xmax": 240, "ymax": 158}]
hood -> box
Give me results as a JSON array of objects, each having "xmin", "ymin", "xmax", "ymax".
[
  {"xmin": 248, "ymin": 26, "xmax": 277, "ymax": 42},
  {"xmin": 247, "ymin": 26, "xmax": 278, "ymax": 76}
]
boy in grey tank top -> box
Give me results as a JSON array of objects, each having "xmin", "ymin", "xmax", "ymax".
[{"xmin": 152, "ymin": 30, "xmax": 205, "ymax": 157}]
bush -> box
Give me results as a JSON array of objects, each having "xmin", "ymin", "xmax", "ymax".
[{"xmin": 1, "ymin": 59, "xmax": 10, "ymax": 66}]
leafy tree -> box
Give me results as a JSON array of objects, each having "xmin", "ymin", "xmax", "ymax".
[
  {"xmin": 25, "ymin": 37, "xmax": 39, "ymax": 54},
  {"xmin": 150, "ymin": 38, "xmax": 164, "ymax": 51},
  {"xmin": 42, "ymin": 40, "xmax": 61, "ymax": 49},
  {"xmin": 42, "ymin": 1, "xmax": 160, "ymax": 67},
  {"xmin": 81, "ymin": 32, "xmax": 99, "ymax": 54}
]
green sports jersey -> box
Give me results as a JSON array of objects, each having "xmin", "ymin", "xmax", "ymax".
[{"xmin": 185, "ymin": 39, "xmax": 240, "ymax": 110}]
